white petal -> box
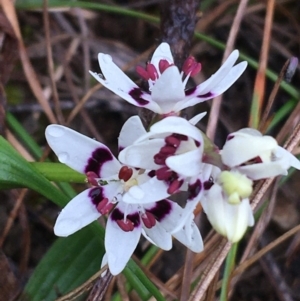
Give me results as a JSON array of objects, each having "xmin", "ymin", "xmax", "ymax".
[
  {"xmin": 276, "ymin": 146, "xmax": 300, "ymax": 170},
  {"xmin": 150, "ymin": 42, "xmax": 174, "ymax": 67},
  {"xmin": 45, "ymin": 125, "xmax": 121, "ymax": 177},
  {"xmin": 224, "ymin": 198, "xmax": 254, "ymax": 242},
  {"xmin": 118, "ymin": 115, "xmax": 147, "ymax": 150},
  {"xmin": 166, "ymin": 148, "xmax": 202, "ymax": 177},
  {"xmin": 100, "ymin": 253, "xmax": 108, "ymax": 277},
  {"xmin": 105, "ymin": 205, "xmax": 141, "ymax": 275},
  {"xmin": 237, "ymin": 163, "xmax": 287, "ymax": 180},
  {"xmin": 118, "ymin": 139, "xmax": 164, "ymax": 170},
  {"xmin": 151, "ymin": 66, "xmax": 185, "ymax": 113},
  {"xmin": 150, "ymin": 116, "xmax": 203, "ymax": 142},
  {"xmin": 142, "ymin": 223, "xmax": 172, "ymax": 250},
  {"xmin": 90, "ymin": 54, "xmax": 161, "ymax": 113},
  {"xmin": 173, "ymin": 214, "xmax": 203, "ymax": 252},
  {"xmin": 123, "ymin": 177, "xmax": 170, "ymax": 204},
  {"xmin": 189, "ymin": 112, "xmax": 207, "ymax": 125},
  {"xmin": 221, "ymin": 134, "xmax": 277, "ymax": 167},
  {"xmin": 54, "ymin": 188, "xmax": 100, "ymax": 237},
  {"xmin": 196, "ymin": 50, "xmax": 240, "ymax": 95},
  {"xmin": 201, "ymin": 185, "xmax": 227, "ymax": 237}
]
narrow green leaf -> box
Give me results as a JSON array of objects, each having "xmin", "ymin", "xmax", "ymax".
[
  {"xmin": 23, "ymin": 226, "xmax": 105, "ymax": 301},
  {"xmin": 30, "ymin": 162, "xmax": 86, "ymax": 183}
]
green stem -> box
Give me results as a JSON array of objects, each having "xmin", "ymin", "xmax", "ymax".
[{"xmin": 220, "ymin": 243, "xmax": 238, "ymax": 301}]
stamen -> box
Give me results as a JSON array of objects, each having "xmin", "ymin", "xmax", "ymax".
[
  {"xmin": 182, "ymin": 56, "xmax": 202, "ymax": 76},
  {"xmin": 156, "ymin": 166, "xmax": 173, "ymax": 180},
  {"xmin": 159, "ymin": 59, "xmax": 171, "ymax": 73},
  {"xmin": 116, "ymin": 219, "xmax": 135, "ymax": 232},
  {"xmin": 118, "ymin": 166, "xmax": 133, "ymax": 181},
  {"xmin": 86, "ymin": 171, "xmax": 99, "ymax": 186},
  {"xmin": 160, "ymin": 145, "xmax": 176, "ymax": 155},
  {"xmin": 146, "ymin": 63, "xmax": 158, "ymax": 81},
  {"xmin": 97, "ymin": 198, "xmax": 114, "ymax": 215},
  {"xmin": 141, "ymin": 211, "xmax": 156, "ymax": 228},
  {"xmin": 154, "ymin": 153, "xmax": 168, "ymax": 165},
  {"xmin": 165, "ymin": 135, "xmax": 181, "ymax": 148},
  {"xmin": 167, "ymin": 179, "xmax": 183, "ymax": 194},
  {"xmin": 136, "ymin": 65, "xmax": 150, "ymax": 80}
]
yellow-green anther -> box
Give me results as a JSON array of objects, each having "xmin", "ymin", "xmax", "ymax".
[{"xmin": 219, "ymin": 171, "xmax": 253, "ymax": 204}]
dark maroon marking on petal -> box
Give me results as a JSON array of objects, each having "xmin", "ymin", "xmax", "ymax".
[
  {"xmin": 188, "ymin": 179, "xmax": 202, "ymax": 200},
  {"xmin": 185, "ymin": 87, "xmax": 197, "ymax": 96},
  {"xmin": 204, "ymin": 178, "xmax": 214, "ymax": 190},
  {"xmin": 194, "ymin": 140, "xmax": 201, "ymax": 147},
  {"xmin": 198, "ymin": 92, "xmax": 213, "ymax": 98},
  {"xmin": 111, "ymin": 208, "xmax": 140, "ymax": 227},
  {"xmin": 88, "ymin": 187, "xmax": 104, "ymax": 206},
  {"xmin": 148, "ymin": 199, "xmax": 172, "ymax": 222},
  {"xmin": 85, "ymin": 147, "xmax": 113, "ymax": 176},
  {"xmin": 148, "ymin": 170, "xmax": 156, "ymax": 178},
  {"xmin": 226, "ymin": 134, "xmax": 234, "ymax": 141},
  {"xmin": 129, "ymin": 88, "xmax": 149, "ymax": 106},
  {"xmin": 118, "ymin": 146, "xmax": 124, "ymax": 153}
]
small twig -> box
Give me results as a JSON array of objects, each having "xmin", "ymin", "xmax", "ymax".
[
  {"xmin": 43, "ymin": 0, "xmax": 65, "ymax": 124},
  {"xmin": 206, "ymin": 0, "xmax": 249, "ymax": 140},
  {"xmin": 259, "ymin": 59, "xmax": 291, "ymax": 132}
]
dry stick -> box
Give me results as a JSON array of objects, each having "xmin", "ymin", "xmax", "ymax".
[
  {"xmin": 249, "ymin": 0, "xmax": 275, "ymax": 128},
  {"xmin": 180, "ymin": 249, "xmax": 196, "ymax": 301},
  {"xmin": 189, "ymin": 116, "xmax": 300, "ymax": 301},
  {"xmin": 55, "ymin": 266, "xmax": 110, "ymax": 301},
  {"xmin": 258, "ymin": 59, "xmax": 290, "ymax": 132},
  {"xmin": 0, "ymin": 189, "xmax": 28, "ymax": 247},
  {"xmin": 188, "ymin": 240, "xmax": 232, "ymax": 301},
  {"xmin": 0, "ymin": 0, "xmax": 57, "ymax": 123},
  {"xmin": 206, "ymin": 0, "xmax": 249, "ymax": 140},
  {"xmin": 43, "ymin": 0, "xmax": 65, "ymax": 124},
  {"xmin": 75, "ymin": 8, "xmax": 90, "ymax": 93},
  {"xmin": 233, "ymin": 223, "xmax": 300, "ymax": 278}
]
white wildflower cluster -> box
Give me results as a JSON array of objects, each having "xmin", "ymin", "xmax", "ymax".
[{"xmin": 45, "ymin": 43, "xmax": 300, "ymax": 275}]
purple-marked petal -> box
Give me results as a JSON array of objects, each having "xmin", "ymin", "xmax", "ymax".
[
  {"xmin": 221, "ymin": 133, "xmax": 277, "ymax": 167},
  {"xmin": 105, "ymin": 203, "xmax": 141, "ymax": 275},
  {"xmin": 45, "ymin": 125, "xmax": 121, "ymax": 177},
  {"xmin": 118, "ymin": 115, "xmax": 147, "ymax": 150},
  {"xmin": 90, "ymin": 54, "xmax": 161, "ymax": 113},
  {"xmin": 123, "ymin": 177, "xmax": 170, "ymax": 204},
  {"xmin": 142, "ymin": 223, "xmax": 172, "ymax": 250},
  {"xmin": 151, "ymin": 66, "xmax": 185, "ymax": 113},
  {"xmin": 118, "ymin": 139, "xmax": 164, "ymax": 170},
  {"xmin": 166, "ymin": 148, "xmax": 203, "ymax": 177},
  {"xmin": 54, "ymin": 188, "xmax": 101, "ymax": 237},
  {"xmin": 174, "ymin": 53, "xmax": 247, "ymax": 111}
]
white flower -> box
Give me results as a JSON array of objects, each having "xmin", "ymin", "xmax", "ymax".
[
  {"xmin": 90, "ymin": 42, "xmax": 247, "ymax": 115},
  {"xmin": 201, "ymin": 170, "xmax": 254, "ymax": 242},
  {"xmin": 45, "ymin": 116, "xmax": 203, "ymax": 275},
  {"xmin": 221, "ymin": 128, "xmax": 300, "ymax": 180}
]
